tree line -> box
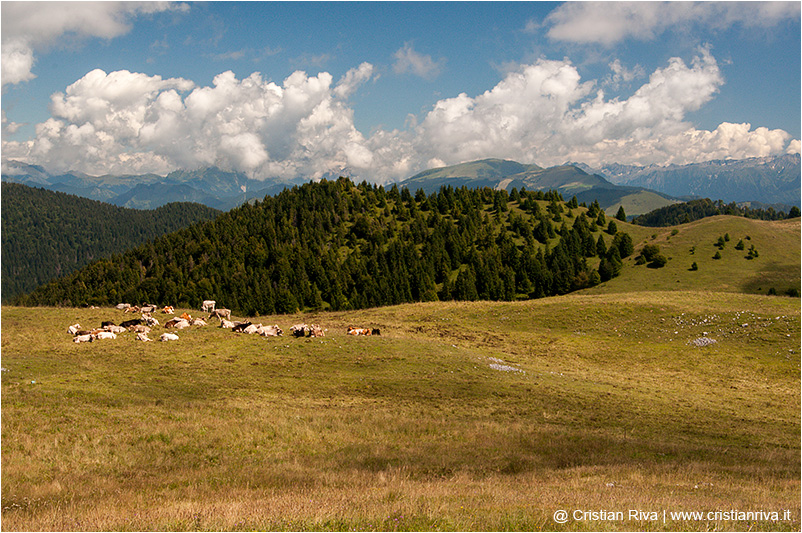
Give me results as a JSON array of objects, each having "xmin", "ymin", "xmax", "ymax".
[
  {"xmin": 1, "ymin": 182, "xmax": 221, "ymax": 301},
  {"xmin": 632, "ymin": 198, "xmax": 800, "ymax": 227},
  {"xmin": 15, "ymin": 178, "xmax": 634, "ymax": 315}
]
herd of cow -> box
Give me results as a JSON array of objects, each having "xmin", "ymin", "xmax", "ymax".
[{"xmin": 68, "ymin": 299, "xmax": 380, "ymax": 343}]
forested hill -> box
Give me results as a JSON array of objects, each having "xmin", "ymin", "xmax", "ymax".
[
  {"xmin": 15, "ymin": 178, "xmax": 635, "ymax": 315},
  {"xmin": 2, "ymin": 183, "xmax": 221, "ymax": 301},
  {"xmin": 632, "ymin": 198, "xmax": 800, "ymax": 227}
]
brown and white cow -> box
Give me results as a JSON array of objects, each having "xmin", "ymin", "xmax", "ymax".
[
  {"xmin": 347, "ymin": 327, "xmax": 372, "ymax": 336},
  {"xmin": 164, "ymin": 317, "xmax": 190, "ymax": 329}
]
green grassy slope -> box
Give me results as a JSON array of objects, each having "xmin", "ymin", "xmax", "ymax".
[
  {"xmin": 2, "ymin": 290, "xmax": 798, "ymax": 531},
  {"xmin": 589, "ymin": 216, "xmax": 800, "ymax": 296}
]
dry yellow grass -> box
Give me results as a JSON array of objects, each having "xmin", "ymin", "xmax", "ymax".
[{"xmin": 2, "ymin": 291, "xmax": 799, "ymax": 530}]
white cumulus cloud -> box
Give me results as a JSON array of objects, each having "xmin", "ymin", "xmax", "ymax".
[
  {"xmin": 544, "ymin": 1, "xmax": 800, "ymax": 45},
  {"xmin": 2, "ymin": 50, "xmax": 798, "ymax": 183},
  {"xmin": 1, "ymin": 1, "xmax": 186, "ymax": 87}
]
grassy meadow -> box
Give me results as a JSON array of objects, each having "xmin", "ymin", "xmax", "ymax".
[{"xmin": 2, "ymin": 288, "xmax": 799, "ymax": 530}]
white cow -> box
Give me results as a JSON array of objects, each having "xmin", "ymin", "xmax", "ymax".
[
  {"xmin": 258, "ymin": 324, "xmax": 283, "ymax": 337},
  {"xmin": 136, "ymin": 332, "xmax": 152, "ymax": 342},
  {"xmin": 73, "ymin": 334, "xmax": 93, "ymax": 343},
  {"xmin": 160, "ymin": 333, "xmax": 179, "ymax": 342},
  {"xmin": 219, "ymin": 319, "xmax": 235, "ymax": 329},
  {"xmin": 202, "ymin": 300, "xmax": 216, "ymax": 312},
  {"xmin": 94, "ymin": 331, "xmax": 117, "ymax": 340},
  {"xmin": 208, "ymin": 308, "xmax": 231, "ymax": 321},
  {"xmin": 67, "ymin": 323, "xmax": 82, "ymax": 335}
]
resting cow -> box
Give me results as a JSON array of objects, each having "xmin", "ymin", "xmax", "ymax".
[
  {"xmin": 290, "ymin": 324, "xmax": 309, "ymax": 337},
  {"xmin": 160, "ymin": 333, "xmax": 179, "ymax": 342},
  {"xmin": 259, "ymin": 325, "xmax": 283, "ymax": 337},
  {"xmin": 164, "ymin": 317, "xmax": 190, "ymax": 329},
  {"xmin": 347, "ymin": 327, "xmax": 372, "ymax": 336},
  {"xmin": 232, "ymin": 322, "xmax": 252, "ymax": 333}
]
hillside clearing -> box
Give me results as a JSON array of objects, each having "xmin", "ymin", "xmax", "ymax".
[{"xmin": 2, "ymin": 291, "xmax": 799, "ymax": 531}]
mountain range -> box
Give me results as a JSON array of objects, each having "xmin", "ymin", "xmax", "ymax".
[
  {"xmin": 2, "ymin": 154, "xmax": 798, "ymax": 215},
  {"xmin": 578, "ymin": 154, "xmax": 800, "ymax": 208}
]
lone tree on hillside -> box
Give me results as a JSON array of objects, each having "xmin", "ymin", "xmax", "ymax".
[{"xmin": 616, "ymin": 205, "xmax": 627, "ymax": 222}]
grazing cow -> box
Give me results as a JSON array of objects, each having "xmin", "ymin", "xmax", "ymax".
[
  {"xmin": 164, "ymin": 317, "xmax": 190, "ymax": 329},
  {"xmin": 290, "ymin": 324, "xmax": 309, "ymax": 337},
  {"xmin": 190, "ymin": 318, "xmax": 207, "ymax": 327},
  {"xmin": 258, "ymin": 324, "xmax": 283, "ymax": 337},
  {"xmin": 347, "ymin": 327, "xmax": 372, "ymax": 336},
  {"xmin": 160, "ymin": 333, "xmax": 179, "ymax": 342},
  {"xmin": 67, "ymin": 323, "xmax": 82, "ymax": 335},
  {"xmin": 136, "ymin": 332, "xmax": 152, "ymax": 342},
  {"xmin": 219, "ymin": 319, "xmax": 235, "ymax": 329},
  {"xmin": 201, "ymin": 300, "xmax": 216, "ymax": 313},
  {"xmin": 94, "ymin": 331, "xmax": 117, "ymax": 340},
  {"xmin": 308, "ymin": 324, "xmax": 325, "ymax": 338},
  {"xmin": 120, "ymin": 319, "xmax": 143, "ymax": 328},
  {"xmin": 73, "ymin": 334, "xmax": 94, "ymax": 343},
  {"xmin": 209, "ymin": 308, "xmax": 231, "ymax": 321},
  {"xmin": 115, "ymin": 303, "xmax": 131, "ymax": 310},
  {"xmin": 161, "ymin": 306, "xmax": 175, "ymax": 314},
  {"xmin": 232, "ymin": 322, "xmax": 253, "ymax": 333}
]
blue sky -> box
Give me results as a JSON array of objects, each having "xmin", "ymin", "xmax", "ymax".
[{"xmin": 2, "ymin": 1, "xmax": 800, "ymax": 183}]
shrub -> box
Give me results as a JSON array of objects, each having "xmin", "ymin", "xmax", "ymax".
[
  {"xmin": 648, "ymin": 254, "xmax": 668, "ymax": 268},
  {"xmin": 690, "ymin": 262, "xmax": 698, "ymax": 271},
  {"xmin": 713, "ymin": 251, "xmax": 722, "ymax": 260}
]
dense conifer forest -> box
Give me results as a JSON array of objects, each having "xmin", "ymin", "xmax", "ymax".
[
  {"xmin": 1, "ymin": 183, "xmax": 221, "ymax": 301},
  {"xmin": 14, "ymin": 178, "xmax": 634, "ymax": 315},
  {"xmin": 632, "ymin": 198, "xmax": 800, "ymax": 227}
]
